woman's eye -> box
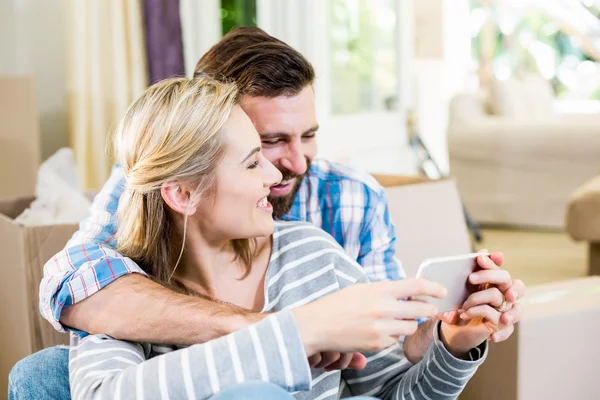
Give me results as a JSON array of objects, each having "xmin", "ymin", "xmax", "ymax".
[{"xmin": 247, "ymin": 160, "xmax": 260, "ymax": 170}]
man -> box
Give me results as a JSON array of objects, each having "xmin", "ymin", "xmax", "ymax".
[{"xmin": 9, "ymin": 27, "xmax": 524, "ymax": 399}]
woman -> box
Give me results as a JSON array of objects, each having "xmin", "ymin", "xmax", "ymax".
[{"xmin": 69, "ymin": 77, "xmax": 498, "ymax": 399}]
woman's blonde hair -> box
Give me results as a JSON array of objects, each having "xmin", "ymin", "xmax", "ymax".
[{"xmin": 114, "ymin": 77, "xmax": 254, "ymax": 290}]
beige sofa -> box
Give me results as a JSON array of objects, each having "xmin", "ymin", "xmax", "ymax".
[
  {"xmin": 447, "ymin": 75, "xmax": 600, "ymax": 228},
  {"xmin": 566, "ymin": 175, "xmax": 600, "ymax": 275}
]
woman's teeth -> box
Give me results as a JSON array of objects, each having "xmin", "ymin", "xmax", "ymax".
[{"xmin": 257, "ymin": 197, "xmax": 268, "ymax": 207}]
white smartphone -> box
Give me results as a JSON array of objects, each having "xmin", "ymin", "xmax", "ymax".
[{"xmin": 413, "ymin": 252, "xmax": 487, "ymax": 313}]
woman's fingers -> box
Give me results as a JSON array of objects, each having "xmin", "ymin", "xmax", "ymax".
[
  {"xmin": 382, "ymin": 319, "xmax": 420, "ymax": 338},
  {"xmin": 438, "ymin": 310, "xmax": 459, "ymax": 324},
  {"xmin": 393, "ymin": 300, "xmax": 439, "ymax": 320}
]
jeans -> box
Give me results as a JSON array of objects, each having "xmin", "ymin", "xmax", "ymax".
[
  {"xmin": 210, "ymin": 382, "xmax": 378, "ymax": 399},
  {"xmin": 9, "ymin": 345, "xmax": 378, "ymax": 399},
  {"xmin": 9, "ymin": 346, "xmax": 70, "ymax": 400}
]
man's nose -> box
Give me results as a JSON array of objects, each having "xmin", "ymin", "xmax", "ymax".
[{"xmin": 279, "ymin": 141, "xmax": 307, "ymax": 176}]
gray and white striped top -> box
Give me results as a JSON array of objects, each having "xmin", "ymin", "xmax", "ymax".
[{"xmin": 69, "ymin": 221, "xmax": 486, "ymax": 399}]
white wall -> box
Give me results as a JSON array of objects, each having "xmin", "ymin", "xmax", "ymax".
[
  {"xmin": 0, "ymin": 0, "xmax": 67, "ymax": 161},
  {"xmin": 414, "ymin": 0, "xmax": 471, "ymax": 174}
]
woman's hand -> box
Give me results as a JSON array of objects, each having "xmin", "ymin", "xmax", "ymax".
[
  {"xmin": 293, "ymin": 279, "xmax": 447, "ymax": 356},
  {"xmin": 439, "ymin": 251, "xmax": 526, "ymax": 358}
]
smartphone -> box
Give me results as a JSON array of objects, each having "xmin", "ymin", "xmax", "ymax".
[{"xmin": 413, "ymin": 252, "xmax": 487, "ymax": 313}]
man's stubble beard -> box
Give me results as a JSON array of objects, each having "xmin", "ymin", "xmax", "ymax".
[{"xmin": 268, "ymin": 158, "xmax": 312, "ymax": 219}]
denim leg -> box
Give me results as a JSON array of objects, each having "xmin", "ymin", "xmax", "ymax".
[
  {"xmin": 8, "ymin": 346, "xmax": 71, "ymax": 400},
  {"xmin": 208, "ymin": 381, "xmax": 295, "ymax": 400},
  {"xmin": 207, "ymin": 382, "xmax": 380, "ymax": 400}
]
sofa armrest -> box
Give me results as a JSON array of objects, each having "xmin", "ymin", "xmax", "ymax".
[{"xmin": 566, "ymin": 176, "xmax": 600, "ymax": 242}]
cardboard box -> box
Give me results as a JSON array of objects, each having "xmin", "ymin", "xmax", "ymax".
[
  {"xmin": 461, "ymin": 277, "xmax": 600, "ymax": 400},
  {"xmin": 0, "ymin": 76, "xmax": 40, "ymax": 198},
  {"xmin": 0, "ymin": 196, "xmax": 74, "ymax": 396},
  {"xmin": 373, "ymin": 175, "xmax": 472, "ymax": 276}
]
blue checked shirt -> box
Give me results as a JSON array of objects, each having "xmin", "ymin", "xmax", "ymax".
[{"xmin": 40, "ymin": 159, "xmax": 405, "ymax": 332}]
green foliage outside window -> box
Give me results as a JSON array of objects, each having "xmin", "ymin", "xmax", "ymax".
[
  {"xmin": 471, "ymin": 0, "xmax": 600, "ymax": 100},
  {"xmin": 221, "ymin": 0, "xmax": 257, "ymax": 35}
]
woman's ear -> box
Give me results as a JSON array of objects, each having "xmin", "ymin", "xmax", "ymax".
[{"xmin": 161, "ymin": 181, "xmax": 197, "ymax": 216}]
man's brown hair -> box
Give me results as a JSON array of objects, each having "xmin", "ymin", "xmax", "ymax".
[{"xmin": 194, "ymin": 26, "xmax": 315, "ymax": 97}]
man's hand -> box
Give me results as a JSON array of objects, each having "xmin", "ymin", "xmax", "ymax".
[
  {"xmin": 308, "ymin": 352, "xmax": 368, "ymax": 371},
  {"xmin": 439, "ymin": 251, "xmax": 526, "ymax": 358}
]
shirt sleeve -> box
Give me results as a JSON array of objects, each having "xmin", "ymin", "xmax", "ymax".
[
  {"xmin": 356, "ymin": 182, "xmax": 406, "ymax": 282},
  {"xmin": 39, "ymin": 164, "xmax": 148, "ymax": 334},
  {"xmin": 332, "ymin": 247, "xmax": 487, "ymax": 399},
  {"xmin": 69, "ymin": 309, "xmax": 312, "ymax": 400},
  {"xmin": 341, "ymin": 320, "xmax": 486, "ymax": 399}
]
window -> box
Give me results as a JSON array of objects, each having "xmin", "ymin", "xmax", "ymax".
[
  {"xmin": 221, "ymin": 0, "xmax": 257, "ymax": 35},
  {"xmin": 330, "ymin": 0, "xmax": 398, "ymax": 114},
  {"xmin": 471, "ymin": 0, "xmax": 600, "ymax": 100}
]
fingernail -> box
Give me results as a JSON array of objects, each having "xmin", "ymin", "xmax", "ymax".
[
  {"xmin": 509, "ymin": 289, "xmax": 518, "ymax": 300},
  {"xmin": 460, "ymin": 313, "xmax": 469, "ymax": 320}
]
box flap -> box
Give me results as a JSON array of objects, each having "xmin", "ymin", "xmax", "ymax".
[
  {"xmin": 0, "ymin": 76, "xmax": 40, "ymax": 198},
  {"xmin": 24, "ymin": 225, "xmax": 77, "ymax": 349},
  {"xmin": 0, "ymin": 195, "xmax": 36, "ymax": 220},
  {"xmin": 520, "ymin": 277, "xmax": 600, "ymax": 319},
  {"xmin": 385, "ymin": 179, "xmax": 472, "ymax": 276},
  {"xmin": 0, "ymin": 213, "xmax": 31, "ymax": 389},
  {"xmin": 373, "ymin": 174, "xmax": 434, "ymax": 187}
]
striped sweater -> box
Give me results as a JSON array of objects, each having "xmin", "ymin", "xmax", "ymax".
[{"xmin": 69, "ymin": 221, "xmax": 486, "ymax": 399}]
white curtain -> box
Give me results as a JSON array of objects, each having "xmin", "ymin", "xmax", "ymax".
[
  {"xmin": 179, "ymin": 0, "xmax": 221, "ymax": 77},
  {"xmin": 66, "ymin": 0, "xmax": 148, "ymax": 189}
]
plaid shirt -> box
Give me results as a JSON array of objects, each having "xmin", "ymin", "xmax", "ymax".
[{"xmin": 40, "ymin": 159, "xmax": 405, "ymax": 332}]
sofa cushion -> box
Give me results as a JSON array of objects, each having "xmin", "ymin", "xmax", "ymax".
[
  {"xmin": 449, "ymin": 93, "xmax": 488, "ymax": 123},
  {"xmin": 490, "ymin": 74, "xmax": 554, "ymax": 119},
  {"xmin": 490, "ymin": 77, "xmax": 529, "ymax": 118},
  {"xmin": 523, "ymin": 74, "xmax": 554, "ymax": 118}
]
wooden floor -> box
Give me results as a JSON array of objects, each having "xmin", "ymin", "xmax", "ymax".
[{"xmin": 477, "ymin": 228, "xmax": 588, "ymax": 287}]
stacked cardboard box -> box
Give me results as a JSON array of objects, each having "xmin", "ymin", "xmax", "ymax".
[
  {"xmin": 0, "ymin": 76, "xmax": 40, "ymax": 198},
  {"xmin": 462, "ymin": 277, "xmax": 600, "ymax": 400}
]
